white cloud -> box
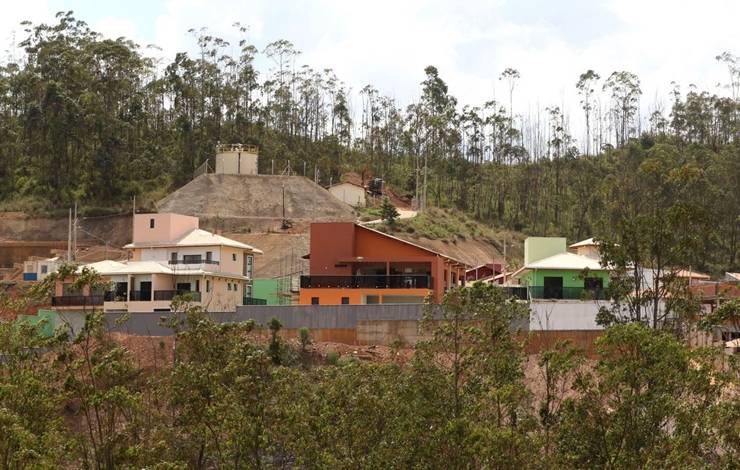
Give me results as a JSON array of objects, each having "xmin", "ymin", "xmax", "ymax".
[{"xmin": 94, "ymin": 17, "xmax": 139, "ymax": 42}]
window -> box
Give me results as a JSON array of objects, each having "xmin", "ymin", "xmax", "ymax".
[
  {"xmin": 183, "ymin": 254, "xmax": 202, "ymax": 264},
  {"xmin": 584, "ymin": 277, "xmax": 604, "ymax": 291},
  {"xmin": 341, "ymin": 297, "xmax": 350, "ymax": 305},
  {"xmin": 195, "ymin": 280, "xmax": 200, "ymax": 292},
  {"xmin": 170, "ymin": 252, "xmax": 177, "ymax": 263},
  {"xmin": 232, "ymin": 253, "xmax": 237, "ymax": 262},
  {"xmin": 245, "ymin": 283, "xmax": 252, "ymax": 297},
  {"xmin": 227, "ymin": 283, "xmax": 231, "ymax": 291},
  {"xmin": 206, "ymin": 251, "xmax": 212, "ymax": 262},
  {"xmin": 149, "ymin": 218, "xmax": 155, "ymax": 228},
  {"xmin": 245, "ymin": 254, "xmax": 254, "ymax": 278},
  {"xmin": 206, "ymin": 280, "xmax": 211, "ymax": 292},
  {"xmin": 311, "ymin": 297, "xmax": 320, "ymax": 305},
  {"xmin": 40, "ymin": 265, "xmax": 48, "ymax": 274}
]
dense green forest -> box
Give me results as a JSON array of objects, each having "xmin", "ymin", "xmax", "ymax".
[
  {"xmin": 1, "ymin": 274, "xmax": 738, "ymax": 469},
  {"xmin": 0, "ymin": 12, "xmax": 738, "ymax": 271}
]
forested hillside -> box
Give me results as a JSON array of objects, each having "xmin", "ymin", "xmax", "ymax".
[{"xmin": 0, "ymin": 12, "xmax": 737, "ymax": 271}]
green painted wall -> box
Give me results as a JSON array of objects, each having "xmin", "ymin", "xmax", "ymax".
[
  {"xmin": 521, "ymin": 269, "xmax": 610, "ymax": 288},
  {"xmin": 15, "ymin": 309, "xmax": 60, "ymax": 337},
  {"xmin": 524, "ymin": 237, "xmax": 567, "ymax": 265},
  {"xmin": 252, "ymin": 278, "xmax": 286, "ymax": 305}
]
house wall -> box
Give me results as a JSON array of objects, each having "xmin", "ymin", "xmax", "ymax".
[
  {"xmin": 309, "ymin": 223, "xmax": 356, "ymax": 275},
  {"xmin": 328, "ymin": 184, "xmax": 366, "ymax": 207},
  {"xmin": 573, "ymin": 245, "xmax": 600, "ymax": 259},
  {"xmin": 299, "ymin": 288, "xmax": 430, "ymax": 305},
  {"xmin": 521, "ymin": 269, "xmax": 610, "ymax": 288},
  {"xmin": 200, "ymin": 276, "xmax": 243, "ymax": 312},
  {"xmin": 215, "ymin": 150, "xmax": 258, "ymax": 175},
  {"xmin": 132, "ymin": 213, "xmax": 198, "ymax": 244},
  {"xmin": 524, "ymin": 237, "xmax": 567, "ymax": 265},
  {"xmin": 253, "ymin": 278, "xmax": 283, "ymax": 305}
]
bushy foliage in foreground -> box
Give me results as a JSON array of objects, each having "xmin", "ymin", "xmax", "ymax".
[{"xmin": 0, "ymin": 283, "xmax": 738, "ymax": 469}]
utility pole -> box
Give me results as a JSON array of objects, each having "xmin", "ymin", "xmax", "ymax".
[
  {"xmin": 303, "ymin": 160, "xmax": 306, "ymax": 176},
  {"xmin": 422, "ymin": 153, "xmax": 428, "ymax": 210},
  {"xmin": 72, "ymin": 202, "xmax": 78, "ymax": 261},
  {"xmin": 67, "ymin": 208, "xmax": 72, "ymax": 262}
]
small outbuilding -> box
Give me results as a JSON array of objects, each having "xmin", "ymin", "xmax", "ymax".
[{"xmin": 328, "ymin": 181, "xmax": 367, "ymax": 207}]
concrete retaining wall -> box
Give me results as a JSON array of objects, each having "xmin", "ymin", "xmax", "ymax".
[{"xmin": 529, "ymin": 300, "xmax": 609, "ymax": 331}]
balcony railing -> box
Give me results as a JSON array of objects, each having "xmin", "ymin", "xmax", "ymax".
[
  {"xmin": 243, "ymin": 297, "xmax": 267, "ymax": 305},
  {"xmin": 153, "ymin": 290, "xmax": 202, "ymax": 302},
  {"xmin": 129, "ymin": 290, "xmax": 152, "ymax": 301},
  {"xmin": 300, "ymin": 275, "xmax": 432, "ymax": 289},
  {"xmin": 51, "ymin": 295, "xmax": 104, "ymax": 307},
  {"xmin": 528, "ymin": 286, "xmax": 607, "ymax": 300},
  {"xmin": 168, "ymin": 259, "xmax": 220, "ymax": 265}
]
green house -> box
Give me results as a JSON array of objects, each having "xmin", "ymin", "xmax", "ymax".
[{"xmin": 514, "ymin": 237, "xmax": 609, "ymax": 300}]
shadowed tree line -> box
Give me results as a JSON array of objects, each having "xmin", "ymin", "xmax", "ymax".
[{"xmin": 1, "ymin": 275, "xmax": 738, "ymax": 469}]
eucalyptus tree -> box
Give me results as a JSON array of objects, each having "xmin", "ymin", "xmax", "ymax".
[
  {"xmin": 576, "ymin": 69, "xmax": 600, "ymax": 155},
  {"xmin": 603, "ymin": 71, "xmax": 642, "ymax": 147}
]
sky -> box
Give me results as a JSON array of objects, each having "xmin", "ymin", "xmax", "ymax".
[{"xmin": 1, "ymin": 0, "xmax": 738, "ymax": 139}]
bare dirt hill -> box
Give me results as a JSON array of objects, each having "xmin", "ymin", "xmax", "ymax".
[
  {"xmin": 157, "ymin": 174, "xmax": 356, "ymax": 233},
  {"xmin": 226, "ymin": 232, "xmax": 309, "ymax": 278}
]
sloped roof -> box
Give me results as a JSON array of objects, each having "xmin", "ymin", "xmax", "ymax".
[
  {"xmin": 124, "ymin": 228, "xmax": 263, "ymax": 253},
  {"xmin": 726, "ymin": 272, "xmax": 740, "ymax": 282},
  {"xmin": 673, "ymin": 269, "xmax": 710, "ymax": 280},
  {"xmin": 569, "ymin": 237, "xmax": 598, "ymax": 248},
  {"xmin": 358, "ymin": 224, "xmax": 469, "ymax": 267},
  {"xmin": 82, "ymin": 260, "xmax": 249, "ymax": 280},
  {"xmin": 524, "ymin": 252, "xmax": 606, "ymax": 271},
  {"xmin": 84, "ymin": 260, "xmax": 171, "ymax": 276},
  {"xmin": 82, "ymin": 260, "xmax": 127, "ymax": 273}
]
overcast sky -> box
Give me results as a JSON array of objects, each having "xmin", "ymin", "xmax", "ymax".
[{"xmin": 2, "ymin": 0, "xmax": 738, "ymax": 136}]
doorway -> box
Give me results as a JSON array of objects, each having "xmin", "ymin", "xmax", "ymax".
[{"xmin": 543, "ymin": 276, "xmax": 563, "ymax": 299}]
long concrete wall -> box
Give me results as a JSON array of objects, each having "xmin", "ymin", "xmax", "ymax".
[{"xmin": 235, "ymin": 304, "xmax": 432, "ymax": 328}]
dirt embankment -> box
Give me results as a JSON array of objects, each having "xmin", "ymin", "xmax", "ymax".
[{"xmin": 157, "ymin": 174, "xmax": 356, "ymax": 233}]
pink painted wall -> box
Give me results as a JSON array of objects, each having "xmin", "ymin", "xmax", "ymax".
[{"xmin": 132, "ymin": 213, "xmax": 199, "ymax": 244}]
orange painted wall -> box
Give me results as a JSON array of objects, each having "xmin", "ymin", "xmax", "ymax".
[{"xmin": 299, "ymin": 287, "xmax": 431, "ymax": 305}]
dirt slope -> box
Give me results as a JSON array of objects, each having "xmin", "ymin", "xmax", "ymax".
[
  {"xmin": 226, "ymin": 232, "xmax": 309, "ymax": 278},
  {"xmin": 157, "ymin": 174, "xmax": 356, "ymax": 232}
]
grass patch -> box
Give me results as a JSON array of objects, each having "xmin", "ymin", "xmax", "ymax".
[{"xmin": 384, "ymin": 208, "xmax": 495, "ymax": 242}]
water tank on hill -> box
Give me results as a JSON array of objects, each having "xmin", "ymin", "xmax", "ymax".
[{"xmin": 215, "ymin": 143, "xmax": 259, "ymax": 175}]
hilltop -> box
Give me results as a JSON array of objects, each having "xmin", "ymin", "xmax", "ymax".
[{"xmin": 157, "ymin": 174, "xmax": 356, "ymax": 233}]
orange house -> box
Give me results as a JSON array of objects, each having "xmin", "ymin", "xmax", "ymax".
[{"xmin": 299, "ymin": 223, "xmax": 468, "ymax": 305}]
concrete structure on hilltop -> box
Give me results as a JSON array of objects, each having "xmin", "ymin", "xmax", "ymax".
[
  {"xmin": 214, "ymin": 143, "xmax": 259, "ymax": 175},
  {"xmin": 51, "ymin": 213, "xmax": 263, "ymax": 313},
  {"xmin": 300, "ymin": 222, "xmax": 468, "ymax": 305},
  {"xmin": 328, "ymin": 181, "xmax": 367, "ymax": 207}
]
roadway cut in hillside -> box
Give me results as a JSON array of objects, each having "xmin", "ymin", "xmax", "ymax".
[{"xmin": 156, "ymin": 174, "xmax": 356, "ymax": 233}]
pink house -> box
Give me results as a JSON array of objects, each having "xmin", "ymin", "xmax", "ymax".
[{"xmin": 52, "ymin": 213, "xmax": 263, "ymax": 313}]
